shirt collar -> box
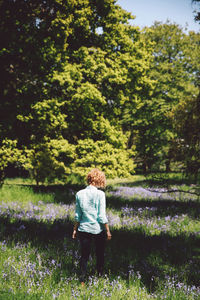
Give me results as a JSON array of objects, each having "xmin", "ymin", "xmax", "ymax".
[{"xmin": 87, "ymin": 185, "xmax": 97, "ymax": 190}]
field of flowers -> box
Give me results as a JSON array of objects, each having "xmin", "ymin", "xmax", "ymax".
[{"xmin": 0, "ymin": 176, "xmax": 200, "ymax": 299}]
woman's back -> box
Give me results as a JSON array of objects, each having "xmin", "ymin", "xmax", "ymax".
[{"xmin": 75, "ymin": 185, "xmax": 107, "ymax": 234}]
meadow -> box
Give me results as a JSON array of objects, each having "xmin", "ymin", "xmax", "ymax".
[{"xmin": 0, "ymin": 175, "xmax": 200, "ymax": 299}]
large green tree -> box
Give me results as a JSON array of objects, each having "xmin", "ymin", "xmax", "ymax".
[
  {"xmin": 0, "ymin": 0, "xmax": 71, "ymax": 144},
  {"xmin": 17, "ymin": 1, "xmax": 153, "ymax": 146},
  {"xmin": 2, "ymin": 1, "xmax": 199, "ymax": 182},
  {"xmin": 2, "ymin": 0, "xmax": 150, "ymax": 181},
  {"xmin": 133, "ymin": 22, "xmax": 200, "ymax": 172}
]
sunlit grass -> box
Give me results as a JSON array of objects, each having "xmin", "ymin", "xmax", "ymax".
[
  {"xmin": 0, "ymin": 175, "xmax": 200, "ymax": 299},
  {"xmin": 4, "ymin": 177, "xmax": 34, "ymax": 185},
  {"xmin": 0, "ymin": 184, "xmax": 54, "ymax": 205},
  {"xmin": 106, "ymin": 175, "xmax": 146, "ymax": 186}
]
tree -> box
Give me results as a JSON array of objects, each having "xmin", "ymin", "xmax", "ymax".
[
  {"xmin": 0, "ymin": 0, "xmax": 70, "ymax": 145},
  {"xmin": 136, "ymin": 22, "xmax": 199, "ymax": 172},
  {"xmin": 192, "ymin": 0, "xmax": 200, "ymax": 22},
  {"xmin": 50, "ymin": 36, "xmax": 153, "ymax": 144},
  {"xmin": 169, "ymin": 91, "xmax": 200, "ymax": 181},
  {"xmin": 5, "ymin": 2, "xmax": 200, "ymax": 181},
  {"xmin": 1, "ymin": 0, "xmax": 146, "ymax": 181},
  {"xmin": 24, "ymin": 0, "xmax": 152, "ymax": 158}
]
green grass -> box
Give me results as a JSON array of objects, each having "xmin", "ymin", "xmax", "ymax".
[
  {"xmin": 0, "ymin": 175, "xmax": 200, "ymax": 299},
  {"xmin": 0, "ymin": 184, "xmax": 54, "ymax": 205}
]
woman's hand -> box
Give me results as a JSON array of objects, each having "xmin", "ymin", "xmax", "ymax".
[
  {"xmin": 72, "ymin": 229, "xmax": 77, "ymax": 239},
  {"xmin": 72, "ymin": 222, "xmax": 79, "ymax": 239},
  {"xmin": 104, "ymin": 223, "xmax": 112, "ymax": 240},
  {"xmin": 106, "ymin": 230, "xmax": 112, "ymax": 240}
]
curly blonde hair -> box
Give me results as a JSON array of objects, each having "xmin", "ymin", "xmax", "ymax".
[{"xmin": 86, "ymin": 168, "xmax": 106, "ymax": 188}]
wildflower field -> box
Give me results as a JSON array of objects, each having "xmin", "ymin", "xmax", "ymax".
[{"xmin": 0, "ymin": 175, "xmax": 200, "ymax": 299}]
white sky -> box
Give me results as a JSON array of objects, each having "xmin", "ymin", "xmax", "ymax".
[{"xmin": 117, "ymin": 0, "xmax": 199, "ymax": 32}]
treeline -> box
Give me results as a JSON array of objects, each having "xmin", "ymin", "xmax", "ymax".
[{"xmin": 0, "ymin": 0, "xmax": 200, "ymax": 184}]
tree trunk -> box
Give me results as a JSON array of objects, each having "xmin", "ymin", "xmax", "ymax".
[{"xmin": 165, "ymin": 160, "xmax": 171, "ymax": 173}]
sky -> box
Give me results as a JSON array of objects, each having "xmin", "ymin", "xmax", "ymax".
[{"xmin": 117, "ymin": 0, "xmax": 199, "ymax": 32}]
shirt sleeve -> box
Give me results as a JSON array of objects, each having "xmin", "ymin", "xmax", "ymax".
[
  {"xmin": 98, "ymin": 191, "xmax": 108, "ymax": 224},
  {"xmin": 75, "ymin": 194, "xmax": 82, "ymax": 222}
]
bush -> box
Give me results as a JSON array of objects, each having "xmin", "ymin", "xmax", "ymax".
[
  {"xmin": 71, "ymin": 139, "xmax": 136, "ymax": 180},
  {"xmin": 0, "ymin": 139, "xmax": 22, "ymax": 186},
  {"xmin": 23, "ymin": 139, "xmax": 76, "ymax": 185},
  {"xmin": 19, "ymin": 138, "xmax": 136, "ymax": 185}
]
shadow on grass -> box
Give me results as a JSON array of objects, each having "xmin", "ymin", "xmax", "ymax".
[
  {"xmin": 31, "ymin": 184, "xmax": 84, "ymax": 205},
  {"xmin": 1, "ymin": 180, "xmax": 200, "ymax": 291},
  {"xmin": 0, "ymin": 215, "xmax": 200, "ymax": 291},
  {"xmin": 108, "ymin": 227, "xmax": 200, "ymax": 289}
]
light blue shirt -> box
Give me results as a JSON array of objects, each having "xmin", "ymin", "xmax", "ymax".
[{"xmin": 75, "ymin": 185, "xmax": 108, "ymax": 234}]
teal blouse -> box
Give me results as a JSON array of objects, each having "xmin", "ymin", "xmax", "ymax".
[{"xmin": 75, "ymin": 185, "xmax": 108, "ymax": 234}]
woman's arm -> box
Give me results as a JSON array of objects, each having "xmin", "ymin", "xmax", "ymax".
[
  {"xmin": 72, "ymin": 221, "xmax": 80, "ymax": 239},
  {"xmin": 104, "ymin": 223, "xmax": 112, "ymax": 240},
  {"xmin": 72, "ymin": 194, "xmax": 82, "ymax": 239},
  {"xmin": 98, "ymin": 192, "xmax": 112, "ymax": 240}
]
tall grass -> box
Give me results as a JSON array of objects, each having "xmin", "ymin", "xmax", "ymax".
[{"xmin": 0, "ymin": 176, "xmax": 200, "ymax": 299}]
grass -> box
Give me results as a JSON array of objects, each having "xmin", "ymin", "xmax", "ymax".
[{"xmin": 0, "ymin": 175, "xmax": 200, "ymax": 299}]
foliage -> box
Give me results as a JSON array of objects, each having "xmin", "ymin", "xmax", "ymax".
[
  {"xmin": 169, "ymin": 92, "xmax": 200, "ymax": 181},
  {"xmin": 71, "ymin": 139, "xmax": 136, "ymax": 179},
  {"xmin": 0, "ymin": 0, "xmax": 69, "ymax": 143},
  {"xmin": 23, "ymin": 139, "xmax": 76, "ymax": 185},
  {"xmin": 137, "ymin": 22, "xmax": 200, "ymax": 172},
  {"xmin": 0, "ymin": 0, "xmax": 200, "ymax": 180},
  {"xmin": 17, "ymin": 99, "xmax": 68, "ymax": 141},
  {"xmin": 50, "ymin": 32, "xmax": 153, "ymax": 143},
  {"xmin": 0, "ymin": 140, "xmax": 22, "ymax": 186},
  {"xmin": 193, "ymin": 0, "xmax": 200, "ymax": 22},
  {"xmin": 20, "ymin": 135, "xmax": 136, "ymax": 185}
]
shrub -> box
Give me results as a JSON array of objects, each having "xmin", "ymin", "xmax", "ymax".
[
  {"xmin": 23, "ymin": 139, "xmax": 76, "ymax": 185},
  {"xmin": 19, "ymin": 138, "xmax": 136, "ymax": 185},
  {"xmin": 0, "ymin": 139, "xmax": 22, "ymax": 186},
  {"xmin": 71, "ymin": 139, "xmax": 136, "ymax": 180}
]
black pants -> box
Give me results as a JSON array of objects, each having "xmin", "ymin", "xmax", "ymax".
[{"xmin": 78, "ymin": 231, "xmax": 106, "ymax": 281}]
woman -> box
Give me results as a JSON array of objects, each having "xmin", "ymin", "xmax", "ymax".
[{"xmin": 72, "ymin": 168, "xmax": 111, "ymax": 283}]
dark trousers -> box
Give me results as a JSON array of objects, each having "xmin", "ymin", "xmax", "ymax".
[{"xmin": 78, "ymin": 230, "xmax": 106, "ymax": 281}]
